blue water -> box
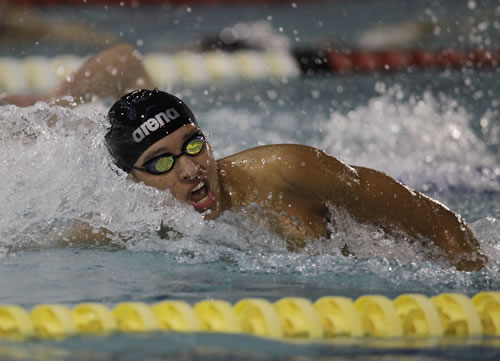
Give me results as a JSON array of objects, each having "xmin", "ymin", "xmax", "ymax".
[{"xmin": 1, "ymin": 0, "xmax": 500, "ymax": 360}]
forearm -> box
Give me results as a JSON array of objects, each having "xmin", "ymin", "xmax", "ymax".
[
  {"xmin": 49, "ymin": 221, "xmax": 115, "ymax": 249},
  {"xmin": 0, "ymin": 94, "xmax": 51, "ymax": 107},
  {"xmin": 352, "ymin": 166, "xmax": 486, "ymax": 271},
  {"xmin": 415, "ymin": 195, "xmax": 486, "ymax": 271}
]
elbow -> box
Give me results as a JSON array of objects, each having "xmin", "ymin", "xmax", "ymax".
[{"xmin": 108, "ymin": 42, "xmax": 136, "ymax": 55}]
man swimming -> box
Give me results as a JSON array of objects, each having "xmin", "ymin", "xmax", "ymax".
[{"xmin": 1, "ymin": 44, "xmax": 487, "ymax": 271}]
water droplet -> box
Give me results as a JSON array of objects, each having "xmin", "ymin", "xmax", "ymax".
[
  {"xmin": 449, "ymin": 126, "xmax": 461, "ymax": 140},
  {"xmin": 375, "ymin": 81, "xmax": 386, "ymax": 94},
  {"xmin": 56, "ymin": 66, "xmax": 66, "ymax": 76},
  {"xmin": 266, "ymin": 90, "xmax": 278, "ymax": 100}
]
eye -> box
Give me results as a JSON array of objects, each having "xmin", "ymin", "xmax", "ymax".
[
  {"xmin": 149, "ymin": 155, "xmax": 174, "ymax": 173},
  {"xmin": 185, "ymin": 136, "xmax": 204, "ymax": 155}
]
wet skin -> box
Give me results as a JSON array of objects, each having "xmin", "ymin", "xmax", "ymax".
[
  {"xmin": 131, "ymin": 125, "xmax": 486, "ymax": 272},
  {"xmin": 1, "ymin": 43, "xmax": 487, "ymax": 271},
  {"xmin": 131, "ymin": 125, "xmax": 222, "ymax": 214}
]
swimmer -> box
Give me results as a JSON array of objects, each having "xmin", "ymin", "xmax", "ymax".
[{"xmin": 1, "ymin": 44, "xmax": 487, "ymax": 272}]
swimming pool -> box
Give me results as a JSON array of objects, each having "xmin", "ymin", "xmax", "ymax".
[{"xmin": 1, "ymin": 0, "xmax": 500, "ymax": 360}]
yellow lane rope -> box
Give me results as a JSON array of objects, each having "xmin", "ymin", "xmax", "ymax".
[{"xmin": 1, "ymin": 292, "xmax": 499, "ymax": 341}]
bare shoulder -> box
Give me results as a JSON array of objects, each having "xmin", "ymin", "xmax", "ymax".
[
  {"xmin": 217, "ymin": 144, "xmax": 360, "ymax": 194},
  {"xmin": 220, "ymin": 144, "xmax": 345, "ymax": 165}
]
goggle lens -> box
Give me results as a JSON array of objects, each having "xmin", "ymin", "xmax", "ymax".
[
  {"xmin": 186, "ymin": 137, "xmax": 203, "ymax": 155},
  {"xmin": 153, "ymin": 156, "xmax": 175, "ymax": 173}
]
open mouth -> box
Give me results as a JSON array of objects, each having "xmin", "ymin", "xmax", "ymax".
[{"xmin": 189, "ymin": 181, "xmax": 215, "ymax": 212}]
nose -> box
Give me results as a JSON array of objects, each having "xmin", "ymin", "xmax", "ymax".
[{"xmin": 176, "ymin": 155, "xmax": 201, "ymax": 181}]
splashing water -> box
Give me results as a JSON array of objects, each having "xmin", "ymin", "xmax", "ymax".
[
  {"xmin": 0, "ymin": 88, "xmax": 499, "ymax": 298},
  {"xmin": 318, "ymin": 87, "xmax": 499, "ymax": 193}
]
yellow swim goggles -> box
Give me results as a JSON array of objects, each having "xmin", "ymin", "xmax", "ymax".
[{"xmin": 132, "ymin": 132, "xmax": 205, "ymax": 175}]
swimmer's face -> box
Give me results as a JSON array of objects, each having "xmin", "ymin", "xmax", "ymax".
[{"xmin": 130, "ymin": 124, "xmax": 220, "ymax": 214}]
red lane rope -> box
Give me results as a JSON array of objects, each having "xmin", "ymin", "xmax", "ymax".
[
  {"xmin": 12, "ymin": 0, "xmax": 304, "ymax": 5},
  {"xmin": 325, "ymin": 49, "xmax": 500, "ymax": 73}
]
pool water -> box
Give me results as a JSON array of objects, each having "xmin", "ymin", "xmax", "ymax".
[{"xmin": 1, "ymin": 0, "xmax": 500, "ymax": 360}]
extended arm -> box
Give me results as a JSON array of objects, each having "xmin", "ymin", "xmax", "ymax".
[
  {"xmin": 347, "ymin": 166, "xmax": 486, "ymax": 271},
  {"xmin": 1, "ymin": 43, "xmax": 156, "ymax": 107},
  {"xmin": 275, "ymin": 145, "xmax": 486, "ymax": 271}
]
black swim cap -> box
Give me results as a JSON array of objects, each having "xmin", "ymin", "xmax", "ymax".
[{"xmin": 105, "ymin": 89, "xmax": 198, "ymax": 172}]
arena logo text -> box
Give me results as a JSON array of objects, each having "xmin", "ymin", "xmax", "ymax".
[{"xmin": 132, "ymin": 108, "xmax": 180, "ymax": 142}]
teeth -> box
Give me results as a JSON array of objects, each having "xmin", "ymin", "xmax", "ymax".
[
  {"xmin": 195, "ymin": 195, "xmax": 209, "ymax": 205},
  {"xmin": 191, "ymin": 182, "xmax": 205, "ymax": 193}
]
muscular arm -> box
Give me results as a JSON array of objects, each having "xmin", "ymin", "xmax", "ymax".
[
  {"xmin": 347, "ymin": 166, "xmax": 486, "ymax": 271},
  {"xmin": 1, "ymin": 43, "xmax": 156, "ymax": 107},
  {"xmin": 270, "ymin": 144, "xmax": 486, "ymax": 271}
]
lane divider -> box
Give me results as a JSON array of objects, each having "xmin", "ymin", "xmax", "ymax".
[
  {"xmin": 0, "ymin": 51, "xmax": 299, "ymax": 94},
  {"xmin": 0, "ymin": 292, "xmax": 500, "ymax": 341},
  {"xmin": 295, "ymin": 48, "xmax": 500, "ymax": 73},
  {"xmin": 1, "ymin": 48, "xmax": 499, "ymax": 94}
]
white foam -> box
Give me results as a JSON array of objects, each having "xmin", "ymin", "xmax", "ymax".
[
  {"xmin": 0, "ymin": 93, "xmax": 498, "ymax": 288},
  {"xmin": 318, "ymin": 88, "xmax": 499, "ymax": 192}
]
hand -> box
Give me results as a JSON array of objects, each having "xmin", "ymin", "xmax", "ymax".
[{"xmin": 453, "ymin": 251, "xmax": 488, "ymax": 271}]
